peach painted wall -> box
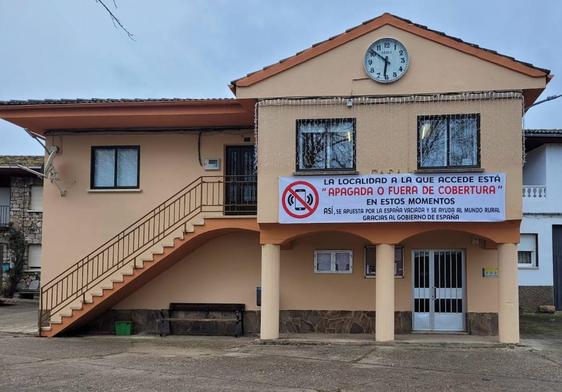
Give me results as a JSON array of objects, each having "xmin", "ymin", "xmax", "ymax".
[
  {"xmin": 115, "ymin": 231, "xmax": 498, "ymax": 313},
  {"xmin": 42, "ymin": 131, "xmax": 254, "ymax": 282},
  {"xmin": 235, "ymin": 25, "xmax": 545, "ymax": 99},
  {"xmin": 257, "ymin": 98, "xmax": 523, "ymax": 224}
]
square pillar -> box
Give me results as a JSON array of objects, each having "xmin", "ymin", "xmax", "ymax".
[
  {"xmin": 376, "ymin": 243, "xmax": 395, "ymax": 342},
  {"xmin": 260, "ymin": 243, "xmax": 280, "ymax": 340},
  {"xmin": 498, "ymin": 243, "xmax": 519, "ymax": 344}
]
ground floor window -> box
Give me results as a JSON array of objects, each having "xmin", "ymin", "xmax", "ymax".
[
  {"xmin": 314, "ymin": 250, "xmax": 352, "ymax": 273},
  {"xmin": 364, "ymin": 246, "xmax": 404, "ymax": 277},
  {"xmin": 27, "ymin": 244, "xmax": 41, "ymax": 270},
  {"xmin": 518, "ymin": 233, "xmax": 538, "ymax": 268}
]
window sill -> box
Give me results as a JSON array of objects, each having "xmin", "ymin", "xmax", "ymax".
[
  {"xmin": 364, "ymin": 275, "xmax": 404, "ymax": 279},
  {"xmin": 293, "ymin": 170, "xmax": 359, "ymax": 176},
  {"xmin": 26, "ymin": 210, "xmax": 43, "ymax": 213},
  {"xmin": 518, "ymin": 265, "xmax": 538, "ymax": 270},
  {"xmin": 88, "ymin": 188, "xmax": 142, "ymax": 193},
  {"xmin": 414, "ymin": 167, "xmax": 484, "ymax": 174}
]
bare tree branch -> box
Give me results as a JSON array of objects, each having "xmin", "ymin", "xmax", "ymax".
[{"xmin": 94, "ymin": 0, "xmax": 135, "ymax": 40}]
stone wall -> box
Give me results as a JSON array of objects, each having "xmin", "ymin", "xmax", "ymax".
[
  {"xmin": 519, "ymin": 286, "xmax": 554, "ymax": 313},
  {"xmin": 0, "ymin": 175, "xmax": 42, "ymax": 294}
]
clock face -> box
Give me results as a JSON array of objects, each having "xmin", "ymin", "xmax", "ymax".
[{"xmin": 364, "ymin": 38, "xmax": 409, "ymax": 83}]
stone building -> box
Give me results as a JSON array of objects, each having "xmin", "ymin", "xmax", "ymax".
[{"xmin": 0, "ymin": 156, "xmax": 43, "ymax": 297}]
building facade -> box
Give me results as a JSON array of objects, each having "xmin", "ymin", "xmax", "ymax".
[
  {"xmin": 520, "ymin": 129, "xmax": 562, "ymax": 311},
  {"xmin": 0, "ymin": 13, "xmax": 551, "ymax": 342},
  {"xmin": 0, "ymin": 156, "xmax": 43, "ymax": 297}
]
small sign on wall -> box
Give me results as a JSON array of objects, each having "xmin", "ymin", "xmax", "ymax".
[{"xmin": 482, "ymin": 267, "xmax": 498, "ymax": 278}]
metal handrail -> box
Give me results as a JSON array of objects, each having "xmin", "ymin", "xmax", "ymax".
[{"xmin": 39, "ymin": 175, "xmax": 257, "ymax": 329}]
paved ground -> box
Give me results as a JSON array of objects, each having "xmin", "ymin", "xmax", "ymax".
[
  {"xmin": 0, "ymin": 301, "xmax": 560, "ymax": 391},
  {"xmin": 0, "ymin": 299, "xmax": 37, "ymax": 334}
]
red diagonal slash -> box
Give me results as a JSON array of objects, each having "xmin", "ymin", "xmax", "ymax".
[{"xmin": 288, "ymin": 187, "xmax": 314, "ymax": 213}]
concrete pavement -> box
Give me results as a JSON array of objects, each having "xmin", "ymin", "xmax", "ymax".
[{"xmin": 0, "ymin": 301, "xmax": 560, "ymax": 391}]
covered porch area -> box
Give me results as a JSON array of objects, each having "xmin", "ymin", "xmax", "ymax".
[{"xmin": 258, "ymin": 220, "xmax": 521, "ymax": 343}]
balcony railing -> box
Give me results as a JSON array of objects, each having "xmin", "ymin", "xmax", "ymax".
[
  {"xmin": 522, "ymin": 185, "xmax": 547, "ymax": 198},
  {"xmin": 0, "ymin": 205, "xmax": 10, "ymax": 227}
]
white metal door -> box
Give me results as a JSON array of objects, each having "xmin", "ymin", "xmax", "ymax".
[{"xmin": 412, "ymin": 250, "xmax": 465, "ymax": 332}]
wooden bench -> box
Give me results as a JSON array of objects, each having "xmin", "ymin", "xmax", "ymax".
[{"xmin": 157, "ymin": 303, "xmax": 245, "ymax": 337}]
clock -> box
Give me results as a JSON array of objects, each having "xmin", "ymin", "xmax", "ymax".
[{"xmin": 364, "ymin": 38, "xmax": 409, "ymax": 83}]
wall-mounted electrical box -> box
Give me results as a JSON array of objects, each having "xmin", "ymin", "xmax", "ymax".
[{"xmin": 204, "ymin": 159, "xmax": 221, "ymax": 171}]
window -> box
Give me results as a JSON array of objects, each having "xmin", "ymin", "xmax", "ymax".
[
  {"xmin": 30, "ymin": 185, "xmax": 43, "ymax": 211},
  {"xmin": 418, "ymin": 114, "xmax": 480, "ymax": 169},
  {"xmin": 297, "ymin": 119, "xmax": 355, "ymax": 171},
  {"xmin": 364, "ymin": 246, "xmax": 404, "ymax": 277},
  {"xmin": 314, "ymin": 250, "xmax": 352, "ymax": 273},
  {"xmin": 91, "ymin": 146, "xmax": 140, "ymax": 189},
  {"xmin": 27, "ymin": 244, "xmax": 41, "ymax": 269},
  {"xmin": 518, "ymin": 234, "xmax": 538, "ymax": 268}
]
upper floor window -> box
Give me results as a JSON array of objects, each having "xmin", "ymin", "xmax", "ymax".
[
  {"xmin": 91, "ymin": 146, "xmax": 140, "ymax": 189},
  {"xmin": 518, "ymin": 233, "xmax": 538, "ymax": 269},
  {"xmin": 418, "ymin": 114, "xmax": 480, "ymax": 169},
  {"xmin": 297, "ymin": 118, "xmax": 355, "ymax": 172},
  {"xmin": 30, "ymin": 185, "xmax": 43, "ymax": 211}
]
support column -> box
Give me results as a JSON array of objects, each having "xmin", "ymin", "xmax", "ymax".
[
  {"xmin": 260, "ymin": 243, "xmax": 280, "ymax": 340},
  {"xmin": 376, "ymin": 243, "xmax": 395, "ymax": 342},
  {"xmin": 498, "ymin": 243, "xmax": 519, "ymax": 344}
]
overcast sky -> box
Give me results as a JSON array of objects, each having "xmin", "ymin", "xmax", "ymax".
[{"xmin": 0, "ymin": 0, "xmax": 560, "ymax": 155}]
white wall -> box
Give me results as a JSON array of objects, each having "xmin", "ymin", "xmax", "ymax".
[
  {"xmin": 520, "ymin": 143, "xmax": 562, "ymax": 286},
  {"xmin": 523, "ymin": 144, "xmax": 562, "ymax": 213},
  {"xmin": 519, "ymin": 216, "xmax": 557, "ymax": 286},
  {"xmin": 523, "ymin": 145, "xmax": 546, "ymax": 185}
]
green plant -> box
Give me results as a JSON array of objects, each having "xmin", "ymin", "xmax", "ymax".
[{"xmin": 3, "ymin": 224, "xmax": 26, "ymax": 298}]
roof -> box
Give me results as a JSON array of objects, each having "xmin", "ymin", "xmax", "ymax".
[
  {"xmin": 0, "ymin": 97, "xmax": 238, "ymax": 106},
  {"xmin": 0, "ymin": 98, "xmax": 256, "ymax": 135},
  {"xmin": 0, "ymin": 155, "xmax": 43, "ymax": 168},
  {"xmin": 524, "ymin": 129, "xmax": 562, "ymax": 152},
  {"xmin": 230, "ymin": 12, "xmax": 551, "ymax": 92},
  {"xmin": 524, "ymin": 129, "xmax": 562, "ymax": 137}
]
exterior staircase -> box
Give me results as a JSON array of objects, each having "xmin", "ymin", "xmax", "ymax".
[{"xmin": 39, "ymin": 176, "xmax": 257, "ymax": 337}]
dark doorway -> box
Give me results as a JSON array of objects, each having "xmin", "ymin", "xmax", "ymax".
[
  {"xmin": 553, "ymin": 225, "xmax": 562, "ymax": 310},
  {"xmin": 224, "ymin": 145, "xmax": 256, "ymax": 215}
]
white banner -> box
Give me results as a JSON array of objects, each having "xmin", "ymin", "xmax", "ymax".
[{"xmin": 279, "ymin": 173, "xmax": 506, "ymax": 224}]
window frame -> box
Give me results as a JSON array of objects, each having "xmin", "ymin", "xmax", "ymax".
[
  {"xmin": 364, "ymin": 246, "xmax": 405, "ymax": 278},
  {"xmin": 417, "ymin": 114, "xmax": 481, "ymax": 170},
  {"xmin": 90, "ymin": 146, "xmax": 140, "ymax": 190},
  {"xmin": 295, "ymin": 118, "xmax": 357, "ymax": 173},
  {"xmin": 313, "ymin": 250, "xmax": 353, "ymax": 274},
  {"xmin": 27, "ymin": 244, "xmax": 42, "ymax": 270},
  {"xmin": 518, "ymin": 233, "xmax": 539, "ymax": 269}
]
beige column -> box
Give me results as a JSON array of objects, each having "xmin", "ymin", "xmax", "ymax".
[
  {"xmin": 260, "ymin": 243, "xmax": 280, "ymax": 340},
  {"xmin": 497, "ymin": 243, "xmax": 519, "ymax": 344},
  {"xmin": 376, "ymin": 243, "xmax": 395, "ymax": 342}
]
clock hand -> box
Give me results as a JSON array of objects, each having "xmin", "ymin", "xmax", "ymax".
[
  {"xmin": 383, "ymin": 56, "xmax": 389, "ymax": 77},
  {"xmin": 369, "ymin": 49, "xmax": 391, "ymax": 64}
]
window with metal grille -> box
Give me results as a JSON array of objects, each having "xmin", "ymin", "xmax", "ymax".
[
  {"xmin": 296, "ymin": 118, "xmax": 355, "ymax": 171},
  {"xmin": 91, "ymin": 146, "xmax": 140, "ymax": 189},
  {"xmin": 364, "ymin": 246, "xmax": 404, "ymax": 277},
  {"xmin": 417, "ymin": 114, "xmax": 480, "ymax": 169}
]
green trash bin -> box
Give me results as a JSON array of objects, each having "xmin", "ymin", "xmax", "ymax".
[{"xmin": 115, "ymin": 321, "xmax": 132, "ymax": 336}]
